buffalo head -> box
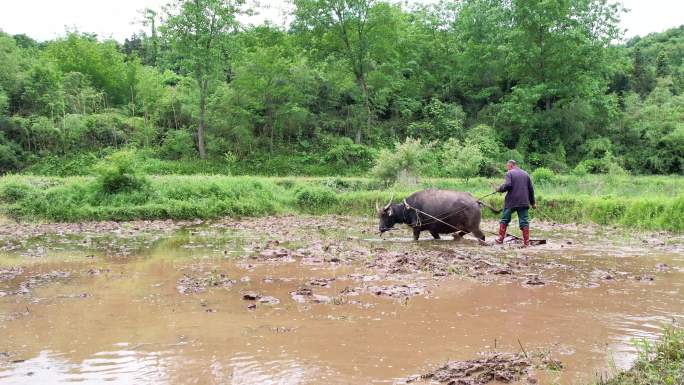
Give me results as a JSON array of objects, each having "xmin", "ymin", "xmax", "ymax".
[{"xmin": 376, "ymin": 194, "xmax": 398, "ymax": 233}]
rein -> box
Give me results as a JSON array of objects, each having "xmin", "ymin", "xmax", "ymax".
[
  {"xmin": 402, "ymin": 199, "xmax": 466, "ymax": 232},
  {"xmin": 401, "ymin": 190, "xmax": 498, "ymax": 230}
]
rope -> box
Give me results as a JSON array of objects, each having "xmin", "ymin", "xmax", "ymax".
[
  {"xmin": 402, "ymin": 191, "xmax": 500, "ymax": 229},
  {"xmin": 403, "ymin": 200, "xmax": 467, "ymax": 232},
  {"xmin": 400, "ymin": 191, "xmax": 545, "ymax": 244},
  {"xmin": 402, "ymin": 195, "xmax": 523, "ymax": 241}
]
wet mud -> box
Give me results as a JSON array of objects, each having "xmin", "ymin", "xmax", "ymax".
[
  {"xmin": 408, "ymin": 352, "xmax": 532, "ymax": 384},
  {"xmin": 0, "ymin": 215, "xmax": 683, "ymax": 384}
]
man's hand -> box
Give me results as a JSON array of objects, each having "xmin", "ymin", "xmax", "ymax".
[
  {"xmin": 532, "ymin": 204, "xmax": 537, "ymax": 209},
  {"xmin": 490, "ymin": 183, "xmax": 499, "ymax": 192}
]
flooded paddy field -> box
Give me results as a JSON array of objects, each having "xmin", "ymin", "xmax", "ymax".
[{"xmin": 0, "ymin": 216, "xmax": 683, "ymax": 385}]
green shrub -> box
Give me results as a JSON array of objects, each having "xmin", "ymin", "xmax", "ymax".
[
  {"xmin": 501, "ymin": 148, "xmax": 525, "ymax": 167},
  {"xmin": 659, "ymin": 196, "xmax": 684, "ymax": 232},
  {"xmin": 275, "ymin": 178, "xmax": 296, "ymax": 189},
  {"xmin": 575, "ymin": 151, "xmax": 627, "ymax": 175},
  {"xmin": 572, "ymin": 162, "xmax": 589, "ymax": 176},
  {"xmin": 294, "ymin": 186, "xmax": 338, "ymax": 210},
  {"xmin": 0, "ymin": 143, "xmax": 20, "ymax": 174},
  {"xmin": 25, "ymin": 152, "xmax": 101, "ymax": 176},
  {"xmin": 324, "ymin": 138, "xmax": 375, "ymax": 169},
  {"xmin": 532, "ymin": 167, "xmax": 556, "ymax": 184},
  {"xmin": 323, "ymin": 177, "xmax": 353, "ymax": 191},
  {"xmin": 467, "ymin": 124, "xmax": 504, "ymax": 176},
  {"xmin": 441, "ymin": 138, "xmax": 484, "ymax": 181},
  {"xmin": 371, "ymin": 138, "xmax": 432, "ymax": 185},
  {"xmin": 0, "ymin": 181, "xmax": 32, "ymax": 203},
  {"xmin": 93, "ymin": 150, "xmax": 150, "ymax": 194},
  {"xmin": 160, "ymin": 130, "xmax": 197, "ymax": 160}
]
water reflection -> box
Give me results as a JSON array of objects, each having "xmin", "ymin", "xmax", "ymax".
[
  {"xmin": 0, "ymin": 218, "xmax": 683, "ymax": 385},
  {"xmin": 0, "ymin": 349, "xmax": 170, "ymax": 385}
]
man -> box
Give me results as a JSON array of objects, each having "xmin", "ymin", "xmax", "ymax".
[{"xmin": 492, "ymin": 160, "xmax": 536, "ymax": 247}]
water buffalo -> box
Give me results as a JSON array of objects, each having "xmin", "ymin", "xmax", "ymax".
[{"xmin": 377, "ymin": 188, "xmax": 499, "ymax": 242}]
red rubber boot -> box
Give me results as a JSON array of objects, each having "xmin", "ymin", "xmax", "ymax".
[
  {"xmin": 495, "ymin": 223, "xmax": 507, "ymax": 244},
  {"xmin": 522, "ymin": 227, "xmax": 530, "ymax": 247}
]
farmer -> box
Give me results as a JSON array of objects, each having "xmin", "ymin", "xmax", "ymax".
[{"xmin": 492, "ymin": 160, "xmax": 536, "ymax": 246}]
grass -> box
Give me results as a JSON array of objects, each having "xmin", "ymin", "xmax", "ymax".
[
  {"xmin": 596, "ymin": 325, "xmax": 684, "ymax": 385},
  {"xmin": 0, "ymin": 174, "xmax": 682, "ymax": 231},
  {"xmin": 23, "ymin": 150, "xmax": 370, "ymax": 177}
]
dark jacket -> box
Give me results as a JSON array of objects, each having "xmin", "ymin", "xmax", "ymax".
[{"xmin": 497, "ymin": 167, "xmax": 535, "ymax": 209}]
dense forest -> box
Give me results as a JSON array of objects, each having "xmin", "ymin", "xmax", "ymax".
[{"xmin": 0, "ymin": 0, "xmax": 683, "ymax": 177}]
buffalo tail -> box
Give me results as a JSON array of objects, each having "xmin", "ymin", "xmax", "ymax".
[{"xmin": 478, "ymin": 201, "xmax": 501, "ymax": 214}]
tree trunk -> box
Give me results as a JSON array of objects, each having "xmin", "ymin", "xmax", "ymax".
[
  {"xmin": 198, "ymin": 78, "xmax": 208, "ymax": 159},
  {"xmin": 357, "ymin": 74, "xmax": 371, "ymax": 144}
]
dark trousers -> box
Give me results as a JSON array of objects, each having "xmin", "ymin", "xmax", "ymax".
[{"xmin": 500, "ymin": 207, "xmax": 529, "ymax": 229}]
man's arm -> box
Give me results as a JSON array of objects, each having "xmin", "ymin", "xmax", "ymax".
[
  {"xmin": 528, "ymin": 176, "xmax": 536, "ymax": 207},
  {"xmin": 497, "ymin": 172, "xmax": 512, "ymax": 193}
]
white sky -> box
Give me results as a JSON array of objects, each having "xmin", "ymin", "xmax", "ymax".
[{"xmin": 0, "ymin": 0, "xmax": 681, "ymax": 42}]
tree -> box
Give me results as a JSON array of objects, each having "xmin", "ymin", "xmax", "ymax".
[
  {"xmin": 0, "ymin": 88, "xmax": 8, "ymax": 115},
  {"xmin": 161, "ymin": 0, "xmax": 246, "ymax": 159},
  {"xmin": 632, "ymin": 46, "xmax": 655, "ymax": 97},
  {"xmin": 293, "ymin": 0, "xmax": 394, "ymax": 144},
  {"xmin": 0, "ymin": 33, "xmax": 24, "ymax": 110},
  {"xmin": 142, "ymin": 8, "xmax": 160, "ymax": 66},
  {"xmin": 135, "ymin": 65, "xmax": 166, "ymax": 132},
  {"xmin": 656, "ymin": 51, "xmax": 670, "ymax": 78},
  {"xmin": 19, "ymin": 60, "xmax": 64, "ymax": 118},
  {"xmin": 45, "ymin": 33, "xmax": 129, "ymax": 105},
  {"xmin": 229, "ymin": 44, "xmax": 312, "ymax": 151},
  {"xmin": 451, "ymin": 0, "xmax": 511, "ymax": 106},
  {"xmin": 493, "ymin": 0, "xmax": 623, "ymax": 160}
]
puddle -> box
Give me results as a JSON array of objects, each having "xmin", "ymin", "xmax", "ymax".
[{"xmin": 0, "ymin": 215, "xmax": 683, "ymax": 384}]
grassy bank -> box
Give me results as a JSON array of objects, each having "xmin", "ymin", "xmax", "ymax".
[
  {"xmin": 0, "ymin": 174, "xmax": 682, "ymax": 231},
  {"xmin": 596, "ymin": 325, "xmax": 684, "ymax": 385}
]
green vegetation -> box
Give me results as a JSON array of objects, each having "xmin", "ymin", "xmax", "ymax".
[
  {"xmin": 596, "ymin": 325, "xmax": 684, "ymax": 385},
  {"xmin": 0, "ymin": 2, "xmax": 683, "ymax": 176},
  {"xmin": 0, "ymin": 0, "xmax": 682, "ymax": 229},
  {"xmin": 1, "ymin": 174, "xmax": 682, "ymax": 232}
]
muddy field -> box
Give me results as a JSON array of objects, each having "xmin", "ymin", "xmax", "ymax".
[{"xmin": 0, "ymin": 216, "xmax": 683, "ymax": 385}]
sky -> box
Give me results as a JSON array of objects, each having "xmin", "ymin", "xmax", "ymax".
[{"xmin": 0, "ymin": 0, "xmax": 682, "ymax": 42}]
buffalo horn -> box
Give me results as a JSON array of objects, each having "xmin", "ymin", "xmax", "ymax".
[{"xmin": 383, "ymin": 193, "xmax": 394, "ymax": 211}]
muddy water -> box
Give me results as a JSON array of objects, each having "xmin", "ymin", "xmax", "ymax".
[{"xmin": 0, "ymin": 216, "xmax": 683, "ymax": 385}]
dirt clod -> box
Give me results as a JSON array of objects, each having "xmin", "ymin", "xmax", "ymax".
[
  {"xmin": 656, "ymin": 263, "xmax": 669, "ymax": 271},
  {"xmin": 13, "ymin": 271, "xmax": 72, "ymax": 295},
  {"xmin": 0, "ymin": 267, "xmax": 23, "ymax": 282},
  {"xmin": 241, "ymin": 291, "xmax": 261, "ymax": 301},
  {"xmin": 416, "ymin": 352, "xmax": 532, "ymax": 385},
  {"xmin": 176, "ymin": 273, "xmax": 235, "ymax": 294},
  {"xmin": 523, "ymin": 276, "xmax": 545, "ymax": 286},
  {"xmin": 366, "ymin": 283, "xmax": 426, "ymax": 298},
  {"xmin": 308, "ymin": 278, "xmax": 335, "ymax": 287}
]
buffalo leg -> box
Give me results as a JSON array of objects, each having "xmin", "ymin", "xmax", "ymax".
[
  {"xmin": 453, "ymin": 231, "xmax": 468, "ymax": 240},
  {"xmin": 413, "ymin": 228, "xmax": 421, "ymax": 241},
  {"xmin": 472, "ymin": 229, "xmax": 486, "ymax": 244},
  {"xmin": 430, "ymin": 230, "xmax": 441, "ymax": 240}
]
